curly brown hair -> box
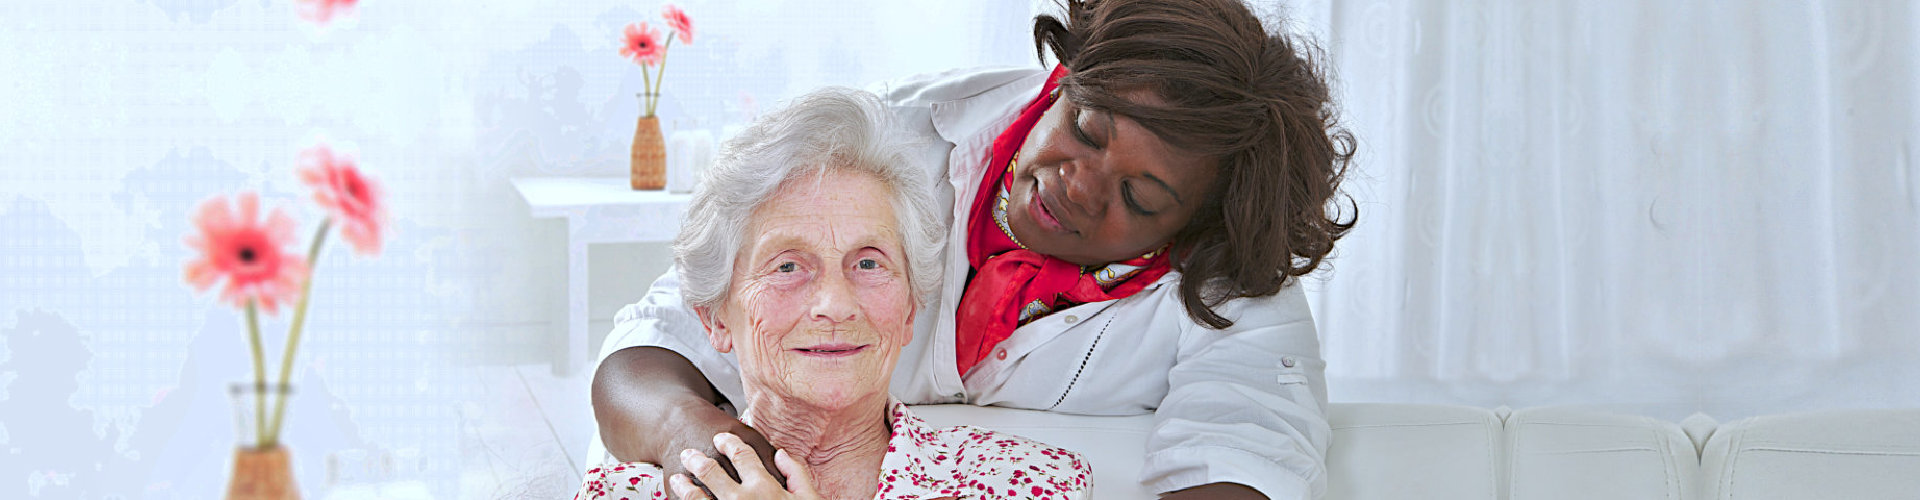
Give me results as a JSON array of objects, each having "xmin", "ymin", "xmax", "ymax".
[{"xmin": 1034, "ymin": 0, "xmax": 1357, "ymax": 329}]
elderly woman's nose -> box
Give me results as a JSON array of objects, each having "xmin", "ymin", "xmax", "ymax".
[{"xmin": 810, "ymin": 272, "xmax": 861, "ymax": 323}]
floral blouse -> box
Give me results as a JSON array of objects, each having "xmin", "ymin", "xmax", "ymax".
[{"xmin": 576, "ymin": 400, "xmax": 1092, "ymax": 500}]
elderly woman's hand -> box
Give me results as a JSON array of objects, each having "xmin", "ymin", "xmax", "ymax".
[{"xmin": 671, "ymin": 432, "xmax": 823, "ymax": 500}]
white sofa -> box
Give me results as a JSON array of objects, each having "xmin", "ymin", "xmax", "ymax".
[
  {"xmin": 912, "ymin": 404, "xmax": 1920, "ymax": 500},
  {"xmin": 587, "ymin": 404, "xmax": 1920, "ymax": 499}
]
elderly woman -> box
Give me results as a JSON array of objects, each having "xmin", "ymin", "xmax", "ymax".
[{"xmin": 576, "ymin": 88, "xmax": 1091, "ymax": 500}]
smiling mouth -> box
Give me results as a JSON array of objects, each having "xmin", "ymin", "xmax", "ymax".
[
  {"xmin": 793, "ymin": 344, "xmax": 869, "ymax": 357},
  {"xmin": 1029, "ymin": 177, "xmax": 1077, "ymax": 235}
]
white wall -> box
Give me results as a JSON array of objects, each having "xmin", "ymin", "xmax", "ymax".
[
  {"xmin": 0, "ymin": 0, "xmax": 1038, "ymax": 497},
  {"xmin": 6, "ymin": 0, "xmax": 1916, "ymax": 496}
]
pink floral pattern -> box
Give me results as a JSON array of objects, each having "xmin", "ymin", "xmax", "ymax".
[
  {"xmin": 574, "ymin": 462, "xmax": 668, "ymax": 500},
  {"xmin": 575, "ymin": 401, "xmax": 1092, "ymax": 500}
]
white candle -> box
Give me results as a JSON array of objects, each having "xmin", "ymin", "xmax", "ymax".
[
  {"xmin": 685, "ymin": 129, "xmax": 714, "ymax": 192},
  {"xmin": 667, "ymin": 131, "xmax": 698, "ymax": 193}
]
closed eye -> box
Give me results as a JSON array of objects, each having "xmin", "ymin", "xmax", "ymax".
[
  {"xmin": 1070, "ymin": 106, "xmax": 1104, "ymax": 150},
  {"xmin": 1123, "ymin": 182, "xmax": 1156, "ymax": 216}
]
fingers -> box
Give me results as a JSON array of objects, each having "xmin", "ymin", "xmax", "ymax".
[
  {"xmin": 668, "ymin": 473, "xmax": 709, "ymax": 500},
  {"xmin": 656, "ymin": 435, "xmax": 716, "ymax": 487},
  {"xmin": 712, "ymin": 432, "xmax": 772, "ymax": 488},
  {"xmin": 774, "ymin": 448, "xmax": 818, "ymax": 495},
  {"xmin": 680, "ymin": 448, "xmax": 740, "ymax": 499},
  {"xmin": 732, "ymin": 426, "xmax": 788, "ymax": 487}
]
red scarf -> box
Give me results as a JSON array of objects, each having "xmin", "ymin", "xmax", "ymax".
[{"xmin": 956, "ymin": 66, "xmax": 1172, "ymax": 376}]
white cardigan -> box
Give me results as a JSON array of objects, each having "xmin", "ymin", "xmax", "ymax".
[{"xmin": 599, "ymin": 66, "xmax": 1331, "ymax": 499}]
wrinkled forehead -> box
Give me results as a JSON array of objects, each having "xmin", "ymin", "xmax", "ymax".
[{"xmin": 739, "ymin": 170, "xmax": 903, "ymax": 260}]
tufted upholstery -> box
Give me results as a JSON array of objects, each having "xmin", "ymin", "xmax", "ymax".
[{"xmin": 1699, "ymin": 410, "xmax": 1920, "ymax": 500}]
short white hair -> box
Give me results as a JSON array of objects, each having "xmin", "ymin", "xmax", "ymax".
[{"xmin": 673, "ymin": 87, "xmax": 943, "ymax": 312}]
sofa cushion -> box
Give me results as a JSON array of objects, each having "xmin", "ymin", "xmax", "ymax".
[
  {"xmin": 1325, "ymin": 403, "xmax": 1504, "ymax": 500},
  {"xmin": 1700, "ymin": 409, "xmax": 1920, "ymax": 500},
  {"xmin": 1504, "ymin": 407, "xmax": 1697, "ymax": 500},
  {"xmin": 924, "ymin": 403, "xmax": 1512, "ymax": 500}
]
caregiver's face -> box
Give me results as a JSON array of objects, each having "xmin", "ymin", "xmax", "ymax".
[
  {"xmin": 1007, "ymin": 92, "xmax": 1219, "ymax": 266},
  {"xmin": 704, "ymin": 169, "xmax": 915, "ymax": 409}
]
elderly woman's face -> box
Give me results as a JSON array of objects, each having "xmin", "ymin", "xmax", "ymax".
[{"xmin": 700, "ymin": 169, "xmax": 915, "ymax": 409}]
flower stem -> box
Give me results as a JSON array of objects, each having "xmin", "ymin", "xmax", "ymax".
[
  {"xmin": 265, "ymin": 218, "xmax": 331, "ymax": 447},
  {"xmin": 245, "ymin": 301, "xmax": 266, "ymax": 448},
  {"xmin": 651, "ymin": 37, "xmax": 673, "ymax": 116},
  {"xmin": 641, "ymin": 63, "xmax": 656, "ymax": 117}
]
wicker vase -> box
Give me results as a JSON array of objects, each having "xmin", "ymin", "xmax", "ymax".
[
  {"xmin": 631, "ymin": 114, "xmax": 667, "ymax": 190},
  {"xmin": 227, "ymin": 446, "xmax": 300, "ymax": 500}
]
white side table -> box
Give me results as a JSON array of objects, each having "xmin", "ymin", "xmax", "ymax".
[{"xmin": 512, "ymin": 177, "xmax": 691, "ymax": 375}]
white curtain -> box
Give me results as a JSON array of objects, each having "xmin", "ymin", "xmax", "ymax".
[{"xmin": 1309, "ymin": 1, "xmax": 1920, "ymax": 420}]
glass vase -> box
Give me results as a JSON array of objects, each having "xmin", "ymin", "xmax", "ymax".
[{"xmin": 227, "ymin": 383, "xmax": 300, "ymax": 500}]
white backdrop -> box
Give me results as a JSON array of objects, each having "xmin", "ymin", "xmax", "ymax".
[
  {"xmin": 0, "ymin": 0, "xmax": 1035, "ymax": 497},
  {"xmin": 5, "ymin": 0, "xmax": 1918, "ymax": 497},
  {"xmin": 1309, "ymin": 0, "xmax": 1920, "ymax": 420}
]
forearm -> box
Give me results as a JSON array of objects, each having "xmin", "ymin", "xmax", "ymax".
[
  {"xmin": 1163, "ymin": 482, "xmax": 1266, "ymax": 500},
  {"xmin": 591, "ymin": 346, "xmax": 728, "ymax": 463}
]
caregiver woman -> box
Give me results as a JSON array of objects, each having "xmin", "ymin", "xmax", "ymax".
[{"xmin": 593, "ymin": 0, "xmax": 1354, "ymax": 498}]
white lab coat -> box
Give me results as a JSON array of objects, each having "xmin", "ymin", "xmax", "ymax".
[{"xmin": 600, "ymin": 66, "xmax": 1332, "ymax": 499}]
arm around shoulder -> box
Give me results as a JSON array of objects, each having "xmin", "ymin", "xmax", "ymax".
[
  {"xmin": 588, "ymin": 268, "xmax": 783, "ymax": 484},
  {"xmin": 591, "ymin": 346, "xmax": 725, "ymax": 462}
]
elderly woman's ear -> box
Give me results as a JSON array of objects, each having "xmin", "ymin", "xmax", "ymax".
[{"xmin": 693, "ymin": 305, "xmax": 734, "ymax": 354}]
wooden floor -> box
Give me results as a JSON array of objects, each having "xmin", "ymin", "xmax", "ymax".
[{"xmin": 462, "ymin": 364, "xmax": 596, "ymax": 499}]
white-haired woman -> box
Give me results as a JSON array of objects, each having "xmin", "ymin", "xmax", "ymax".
[{"xmin": 576, "ymin": 88, "xmax": 1091, "ymax": 500}]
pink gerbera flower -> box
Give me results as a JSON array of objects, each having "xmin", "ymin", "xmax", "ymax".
[
  {"xmin": 662, "ymin": 5, "xmax": 694, "ymax": 44},
  {"xmin": 297, "ymin": 143, "xmax": 386, "ymax": 256},
  {"xmin": 296, "ymin": 0, "xmax": 358, "ymax": 26},
  {"xmin": 184, "ymin": 192, "xmax": 310, "ymax": 315},
  {"xmin": 620, "ymin": 22, "xmax": 664, "ymax": 66}
]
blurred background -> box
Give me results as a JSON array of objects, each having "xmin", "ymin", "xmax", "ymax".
[{"xmin": 1, "ymin": 0, "xmax": 1916, "ymax": 498}]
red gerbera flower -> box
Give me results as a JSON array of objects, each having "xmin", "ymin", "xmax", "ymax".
[
  {"xmin": 620, "ymin": 22, "xmax": 664, "ymax": 67},
  {"xmin": 296, "ymin": 0, "xmax": 359, "ymax": 26},
  {"xmin": 662, "ymin": 5, "xmax": 694, "ymax": 44},
  {"xmin": 297, "ymin": 143, "xmax": 386, "ymax": 256},
  {"xmin": 184, "ymin": 192, "xmax": 309, "ymax": 315}
]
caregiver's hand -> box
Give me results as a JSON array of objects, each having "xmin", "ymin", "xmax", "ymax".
[{"xmin": 671, "ymin": 432, "xmax": 824, "ymax": 500}]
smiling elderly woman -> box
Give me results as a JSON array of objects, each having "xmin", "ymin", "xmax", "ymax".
[{"xmin": 576, "ymin": 88, "xmax": 1092, "ymax": 500}]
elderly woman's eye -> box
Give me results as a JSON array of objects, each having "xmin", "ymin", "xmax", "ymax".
[
  {"xmin": 776, "ymin": 262, "xmax": 798, "ymax": 273},
  {"xmin": 856, "ymin": 258, "xmax": 879, "ymax": 270}
]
